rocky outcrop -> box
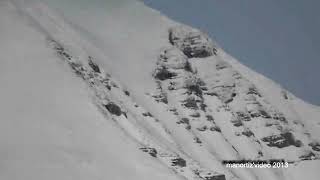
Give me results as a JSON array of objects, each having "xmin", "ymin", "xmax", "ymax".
[
  {"xmin": 171, "ymin": 157, "xmax": 187, "ymax": 167},
  {"xmin": 262, "ymin": 132, "xmax": 302, "ymax": 148},
  {"xmin": 88, "ymin": 56, "xmax": 101, "ymax": 73},
  {"xmin": 231, "ymin": 117, "xmax": 243, "ymax": 127},
  {"xmin": 204, "ymin": 174, "xmax": 226, "ymax": 180},
  {"xmin": 169, "ymin": 26, "xmax": 217, "ymax": 58},
  {"xmin": 184, "ymin": 76, "xmax": 205, "ymax": 96},
  {"xmin": 154, "ymin": 66, "xmax": 177, "ymax": 81},
  {"xmin": 246, "ymin": 99, "xmax": 271, "ymax": 118},
  {"xmin": 236, "ymin": 111, "xmax": 251, "ymax": 121}
]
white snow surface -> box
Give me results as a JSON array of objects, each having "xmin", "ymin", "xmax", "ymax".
[{"xmin": 0, "ymin": 0, "xmax": 319, "ymax": 180}]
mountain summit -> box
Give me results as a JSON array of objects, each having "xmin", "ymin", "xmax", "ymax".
[{"xmin": 1, "ymin": 0, "xmax": 319, "ymax": 180}]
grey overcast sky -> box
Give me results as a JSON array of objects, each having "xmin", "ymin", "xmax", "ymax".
[{"xmin": 143, "ymin": 0, "xmax": 320, "ymax": 105}]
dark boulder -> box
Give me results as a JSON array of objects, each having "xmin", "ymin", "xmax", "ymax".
[
  {"xmin": 124, "ymin": 90, "xmax": 130, "ymax": 96},
  {"xmin": 206, "ymin": 115, "xmax": 214, "ymax": 122},
  {"xmin": 194, "ymin": 137, "xmax": 202, "ymax": 144},
  {"xmin": 210, "ymin": 126, "xmax": 221, "ymax": 132},
  {"xmin": 105, "ymin": 102, "xmax": 122, "ymax": 116},
  {"xmin": 242, "ymin": 130, "xmax": 254, "ymax": 137},
  {"xmin": 171, "ymin": 157, "xmax": 186, "ymax": 167}
]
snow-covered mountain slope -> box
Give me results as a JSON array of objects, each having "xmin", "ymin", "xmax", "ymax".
[{"xmin": 1, "ymin": 0, "xmax": 319, "ymax": 180}]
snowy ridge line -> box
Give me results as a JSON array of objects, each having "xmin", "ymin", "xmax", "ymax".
[
  {"xmin": 9, "ymin": 1, "xmax": 320, "ymax": 179},
  {"xmin": 14, "ymin": 2, "xmax": 229, "ymax": 178}
]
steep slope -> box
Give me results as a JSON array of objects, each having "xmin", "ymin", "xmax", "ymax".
[
  {"xmin": 0, "ymin": 2, "xmax": 181, "ymax": 180},
  {"xmin": 1, "ymin": 0, "xmax": 320, "ymax": 180}
]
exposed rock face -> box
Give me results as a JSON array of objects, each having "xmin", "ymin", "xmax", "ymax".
[
  {"xmin": 158, "ymin": 48, "xmax": 189, "ymax": 69},
  {"xmin": 262, "ymin": 132, "xmax": 302, "ymax": 148},
  {"xmin": 149, "ymin": 24, "xmax": 320, "ymax": 180},
  {"xmin": 154, "ymin": 66, "xmax": 177, "ymax": 81},
  {"xmin": 183, "ymin": 97, "xmax": 199, "ymax": 110},
  {"xmin": 246, "ymin": 100, "xmax": 271, "ymax": 118},
  {"xmin": 204, "ymin": 174, "xmax": 226, "ymax": 180},
  {"xmin": 171, "ymin": 157, "xmax": 186, "ymax": 167},
  {"xmin": 33, "ymin": 1, "xmax": 320, "ymax": 176},
  {"xmin": 242, "ymin": 129, "xmax": 254, "ymax": 137},
  {"xmin": 88, "ymin": 56, "xmax": 101, "ymax": 73},
  {"xmin": 184, "ymin": 76, "xmax": 204, "ymax": 96},
  {"xmin": 236, "ymin": 111, "xmax": 251, "ymax": 121},
  {"xmin": 169, "ymin": 26, "xmax": 217, "ymax": 58}
]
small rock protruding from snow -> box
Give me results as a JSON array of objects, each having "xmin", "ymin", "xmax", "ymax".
[
  {"xmin": 140, "ymin": 147, "xmax": 158, "ymax": 157},
  {"xmin": 105, "ymin": 102, "xmax": 122, "ymax": 116},
  {"xmin": 216, "ymin": 60, "xmax": 231, "ymax": 70},
  {"xmin": 235, "ymin": 111, "xmax": 251, "ymax": 122},
  {"xmin": 171, "ymin": 157, "xmax": 186, "ymax": 167},
  {"xmin": 88, "ymin": 56, "xmax": 101, "ymax": 73}
]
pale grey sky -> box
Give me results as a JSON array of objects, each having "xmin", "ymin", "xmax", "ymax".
[{"xmin": 143, "ymin": 0, "xmax": 320, "ymax": 105}]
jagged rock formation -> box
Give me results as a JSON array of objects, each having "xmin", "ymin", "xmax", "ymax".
[
  {"xmin": 152, "ymin": 24, "xmax": 320, "ymax": 179},
  {"xmin": 49, "ymin": 21, "xmax": 320, "ymax": 179},
  {"xmin": 2, "ymin": 1, "xmax": 320, "ymax": 180},
  {"xmin": 169, "ymin": 26, "xmax": 217, "ymax": 58}
]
